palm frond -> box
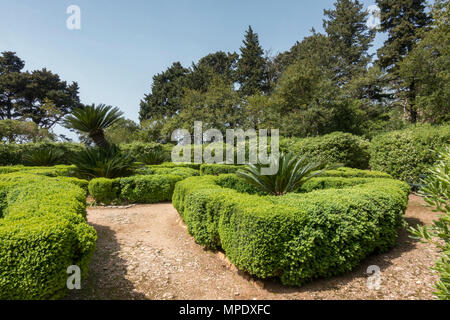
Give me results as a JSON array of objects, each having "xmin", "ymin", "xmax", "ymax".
[{"xmin": 236, "ymin": 152, "xmax": 325, "ymax": 196}]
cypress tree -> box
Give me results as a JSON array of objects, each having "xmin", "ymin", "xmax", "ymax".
[{"xmin": 236, "ymin": 26, "xmax": 266, "ymax": 96}]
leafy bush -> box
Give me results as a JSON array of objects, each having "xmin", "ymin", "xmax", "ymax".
[
  {"xmin": 172, "ymin": 169, "xmax": 410, "ymax": 285},
  {"xmin": 22, "ymin": 148, "xmax": 64, "ymax": 166},
  {"xmin": 200, "ymin": 164, "xmax": 243, "ymax": 176},
  {"xmin": 71, "ymin": 145, "xmax": 139, "ymax": 179},
  {"xmin": 409, "ymin": 146, "xmax": 449, "ymax": 300},
  {"xmin": 369, "ymin": 125, "xmax": 450, "ymax": 183},
  {"xmin": 88, "ymin": 178, "xmax": 121, "ymax": 205},
  {"xmin": 88, "ymin": 166, "xmax": 198, "ymax": 204},
  {"xmin": 138, "ymin": 149, "xmax": 170, "ymax": 165},
  {"xmin": 0, "ymin": 142, "xmax": 85, "ymax": 166},
  {"xmin": 0, "ymin": 164, "xmax": 76, "ymax": 177},
  {"xmin": 236, "ymin": 153, "xmax": 324, "ymax": 196},
  {"xmin": 139, "ymin": 166, "xmax": 199, "ymax": 179},
  {"xmin": 0, "ymin": 173, "xmax": 96, "ymax": 299},
  {"xmin": 280, "ymin": 132, "xmax": 370, "ymax": 169},
  {"xmin": 120, "ymin": 174, "xmax": 183, "ymax": 203},
  {"xmin": 120, "ymin": 142, "xmax": 172, "ymax": 163},
  {"xmin": 155, "ymin": 162, "xmax": 202, "ymax": 170}
]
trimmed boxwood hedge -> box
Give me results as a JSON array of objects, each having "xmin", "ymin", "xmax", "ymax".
[
  {"xmin": 0, "ymin": 164, "xmax": 76, "ymax": 177},
  {"xmin": 280, "ymin": 132, "xmax": 370, "ymax": 169},
  {"xmin": 0, "ymin": 142, "xmax": 85, "ymax": 166},
  {"xmin": 89, "ymin": 166, "xmax": 198, "ymax": 204},
  {"xmin": 172, "ymin": 168, "xmax": 410, "ymax": 286},
  {"xmin": 0, "ymin": 173, "xmax": 96, "ymax": 299},
  {"xmin": 200, "ymin": 164, "xmax": 243, "ymax": 176},
  {"xmin": 369, "ymin": 125, "xmax": 450, "ymax": 184}
]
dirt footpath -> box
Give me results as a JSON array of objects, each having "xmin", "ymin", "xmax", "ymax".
[{"xmin": 66, "ymin": 195, "xmax": 441, "ymax": 300}]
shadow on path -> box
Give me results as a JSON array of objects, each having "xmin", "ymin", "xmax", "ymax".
[{"xmin": 64, "ymin": 223, "xmax": 147, "ymax": 300}]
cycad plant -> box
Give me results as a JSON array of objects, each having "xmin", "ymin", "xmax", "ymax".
[
  {"xmin": 236, "ymin": 152, "xmax": 324, "ymax": 196},
  {"xmin": 71, "ymin": 144, "xmax": 139, "ymax": 179},
  {"xmin": 139, "ymin": 149, "xmax": 170, "ymax": 165},
  {"xmin": 23, "ymin": 148, "xmax": 63, "ymax": 166},
  {"xmin": 64, "ymin": 104, "xmax": 123, "ymax": 148},
  {"xmin": 64, "ymin": 103, "xmax": 139, "ymax": 179}
]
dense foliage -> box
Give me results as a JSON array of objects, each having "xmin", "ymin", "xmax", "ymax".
[
  {"xmin": 88, "ymin": 165, "xmax": 199, "ymax": 205},
  {"xmin": 410, "ymin": 146, "xmax": 449, "ymax": 300},
  {"xmin": 369, "ymin": 125, "xmax": 450, "ymax": 184},
  {"xmin": 280, "ymin": 132, "xmax": 370, "ymax": 169},
  {"xmin": 71, "ymin": 145, "xmax": 139, "ymax": 180},
  {"xmin": 236, "ymin": 153, "xmax": 324, "ymax": 196},
  {"xmin": 134, "ymin": 0, "xmax": 445, "ymax": 143},
  {"xmin": 172, "ymin": 168, "xmax": 410, "ymax": 285},
  {"xmin": 0, "ymin": 173, "xmax": 96, "ymax": 299}
]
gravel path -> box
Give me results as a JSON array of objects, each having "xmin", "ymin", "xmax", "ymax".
[{"xmin": 66, "ymin": 195, "xmax": 441, "ymax": 300}]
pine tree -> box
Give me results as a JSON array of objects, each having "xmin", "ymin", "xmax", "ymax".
[
  {"xmin": 236, "ymin": 26, "xmax": 266, "ymax": 96},
  {"xmin": 376, "ymin": 0, "xmax": 431, "ymax": 73},
  {"xmin": 323, "ymin": 0, "xmax": 375, "ymax": 86}
]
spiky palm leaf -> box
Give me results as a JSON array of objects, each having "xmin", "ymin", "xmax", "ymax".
[
  {"xmin": 236, "ymin": 152, "xmax": 324, "ymax": 196},
  {"xmin": 138, "ymin": 149, "xmax": 170, "ymax": 165},
  {"xmin": 64, "ymin": 104, "xmax": 123, "ymax": 147},
  {"xmin": 23, "ymin": 148, "xmax": 64, "ymax": 166},
  {"xmin": 71, "ymin": 144, "xmax": 139, "ymax": 179}
]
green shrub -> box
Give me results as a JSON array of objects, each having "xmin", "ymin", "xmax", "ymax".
[
  {"xmin": 0, "ymin": 165, "xmax": 76, "ymax": 177},
  {"xmin": 54, "ymin": 176, "xmax": 89, "ymax": 194},
  {"xmin": 0, "ymin": 142, "xmax": 85, "ymax": 166},
  {"xmin": 172, "ymin": 170, "xmax": 409, "ymax": 286},
  {"xmin": 369, "ymin": 125, "xmax": 450, "ymax": 183},
  {"xmin": 139, "ymin": 166, "xmax": 199, "ymax": 179},
  {"xmin": 120, "ymin": 174, "xmax": 182, "ymax": 203},
  {"xmin": 120, "ymin": 142, "xmax": 172, "ymax": 162},
  {"xmin": 0, "ymin": 173, "xmax": 96, "ymax": 299},
  {"xmin": 22, "ymin": 148, "xmax": 64, "ymax": 166},
  {"xmin": 71, "ymin": 145, "xmax": 139, "ymax": 179},
  {"xmin": 409, "ymin": 146, "xmax": 449, "ymax": 300},
  {"xmin": 88, "ymin": 178, "xmax": 121, "ymax": 204},
  {"xmin": 200, "ymin": 164, "xmax": 243, "ymax": 176},
  {"xmin": 280, "ymin": 132, "xmax": 370, "ymax": 169},
  {"xmin": 157, "ymin": 162, "xmax": 202, "ymax": 170}
]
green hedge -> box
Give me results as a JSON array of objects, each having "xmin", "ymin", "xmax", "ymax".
[
  {"xmin": 120, "ymin": 174, "xmax": 182, "ymax": 203},
  {"xmin": 280, "ymin": 132, "xmax": 370, "ymax": 169},
  {"xmin": 120, "ymin": 142, "xmax": 172, "ymax": 162},
  {"xmin": 0, "ymin": 142, "xmax": 85, "ymax": 166},
  {"xmin": 139, "ymin": 166, "xmax": 199, "ymax": 179},
  {"xmin": 369, "ymin": 125, "xmax": 450, "ymax": 183},
  {"xmin": 0, "ymin": 165, "xmax": 76, "ymax": 177},
  {"xmin": 0, "ymin": 173, "xmax": 96, "ymax": 299},
  {"xmin": 88, "ymin": 178, "xmax": 120, "ymax": 204},
  {"xmin": 172, "ymin": 168, "xmax": 409, "ymax": 286},
  {"xmin": 200, "ymin": 164, "xmax": 243, "ymax": 176},
  {"xmin": 89, "ymin": 165, "xmax": 198, "ymax": 204}
]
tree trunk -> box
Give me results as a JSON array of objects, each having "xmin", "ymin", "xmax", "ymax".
[{"xmin": 89, "ymin": 130, "xmax": 109, "ymax": 148}]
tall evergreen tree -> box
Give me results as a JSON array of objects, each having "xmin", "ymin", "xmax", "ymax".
[
  {"xmin": 323, "ymin": 0, "xmax": 375, "ymax": 86},
  {"xmin": 376, "ymin": 0, "xmax": 431, "ymax": 73},
  {"xmin": 376, "ymin": 0, "xmax": 431, "ymax": 123},
  {"xmin": 187, "ymin": 51, "xmax": 238, "ymax": 92},
  {"xmin": 139, "ymin": 62, "xmax": 189, "ymax": 122},
  {"xmin": 236, "ymin": 26, "xmax": 266, "ymax": 96}
]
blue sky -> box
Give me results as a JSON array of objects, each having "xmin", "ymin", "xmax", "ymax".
[{"xmin": 0, "ymin": 0, "xmax": 385, "ymax": 139}]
